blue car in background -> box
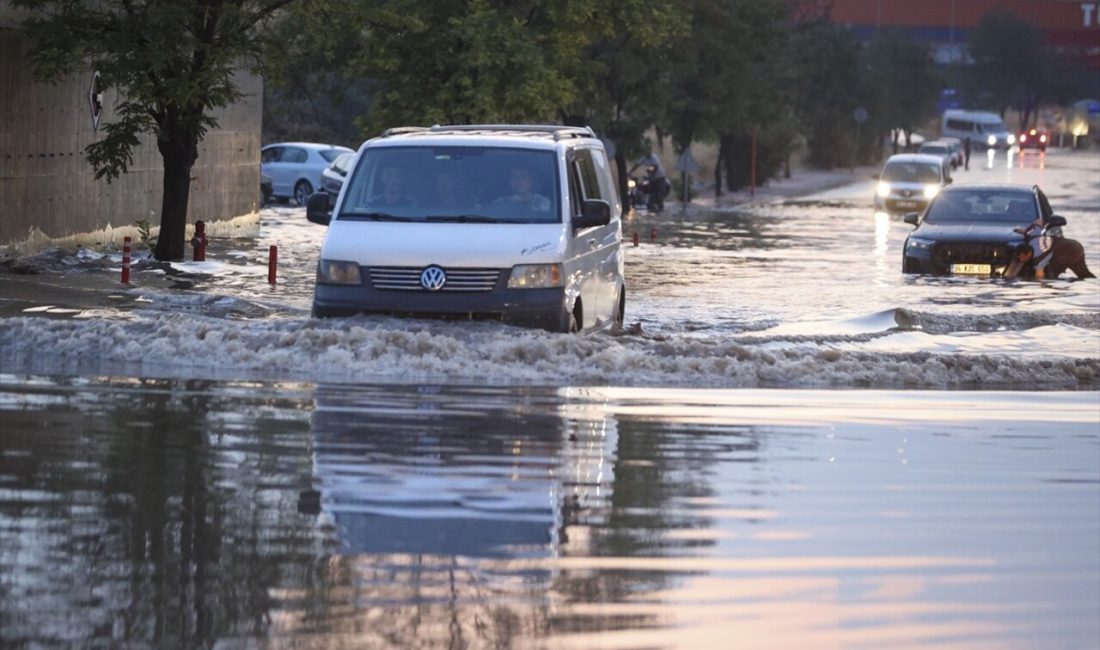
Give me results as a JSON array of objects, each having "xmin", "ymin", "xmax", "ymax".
[{"xmin": 261, "ymin": 142, "xmax": 354, "ymax": 206}]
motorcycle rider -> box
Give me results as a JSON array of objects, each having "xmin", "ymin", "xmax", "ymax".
[{"xmin": 628, "ymin": 149, "xmax": 671, "ymax": 211}]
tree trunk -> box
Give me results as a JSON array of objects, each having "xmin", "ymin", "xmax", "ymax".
[
  {"xmin": 614, "ymin": 148, "xmax": 629, "ymax": 214},
  {"xmin": 714, "ymin": 136, "xmax": 726, "ymax": 197},
  {"xmin": 724, "ymin": 135, "xmax": 739, "ymax": 191},
  {"xmin": 154, "ymin": 119, "xmax": 199, "ymax": 261}
]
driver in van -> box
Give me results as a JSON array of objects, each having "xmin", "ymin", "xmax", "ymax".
[
  {"xmin": 371, "ymin": 166, "xmax": 416, "ymax": 207},
  {"xmin": 495, "ymin": 166, "xmax": 551, "ymax": 212}
]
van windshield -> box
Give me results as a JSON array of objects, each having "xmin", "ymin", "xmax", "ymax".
[
  {"xmin": 337, "ymin": 146, "xmax": 560, "ymax": 224},
  {"xmin": 979, "ymin": 120, "xmax": 1007, "ymax": 133},
  {"xmin": 881, "ymin": 162, "xmax": 942, "ymax": 183}
]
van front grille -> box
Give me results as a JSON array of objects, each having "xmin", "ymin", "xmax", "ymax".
[{"xmin": 369, "ymin": 267, "xmax": 501, "ymax": 292}]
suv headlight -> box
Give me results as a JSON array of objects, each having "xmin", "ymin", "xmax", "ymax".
[
  {"xmin": 906, "ymin": 237, "xmax": 934, "ymax": 251},
  {"xmin": 508, "ymin": 263, "xmax": 562, "ymax": 289},
  {"xmin": 876, "ymin": 181, "xmax": 891, "ymax": 198},
  {"xmin": 923, "ymin": 184, "xmax": 940, "ymax": 199},
  {"xmin": 317, "ymin": 259, "xmax": 362, "ymax": 285}
]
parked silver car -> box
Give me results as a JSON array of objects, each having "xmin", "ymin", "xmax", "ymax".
[{"xmin": 261, "ymin": 142, "xmax": 354, "ymax": 206}]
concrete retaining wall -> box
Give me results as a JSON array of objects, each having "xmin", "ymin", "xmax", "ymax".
[{"xmin": 0, "ymin": 27, "xmax": 262, "ymax": 255}]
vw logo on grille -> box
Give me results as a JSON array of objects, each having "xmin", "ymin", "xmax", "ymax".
[
  {"xmin": 901, "ymin": 189, "xmax": 913, "ymax": 197},
  {"xmin": 420, "ymin": 265, "xmax": 447, "ymax": 291}
]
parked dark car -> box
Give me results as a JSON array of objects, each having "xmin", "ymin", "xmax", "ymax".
[
  {"xmin": 260, "ymin": 173, "xmax": 273, "ymax": 207},
  {"xmin": 902, "ymin": 184, "xmax": 1060, "ymax": 276},
  {"xmin": 1017, "ymin": 127, "xmax": 1049, "ymax": 152},
  {"xmin": 320, "ymin": 152, "xmax": 355, "ymax": 203}
]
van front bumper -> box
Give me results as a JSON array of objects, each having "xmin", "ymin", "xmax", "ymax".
[{"xmin": 312, "ymin": 283, "xmax": 571, "ymax": 331}]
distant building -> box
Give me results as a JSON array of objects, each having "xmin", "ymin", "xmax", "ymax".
[{"xmin": 827, "ymin": 0, "xmax": 1100, "ymax": 69}]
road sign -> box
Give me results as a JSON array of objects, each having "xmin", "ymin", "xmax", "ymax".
[
  {"xmin": 675, "ymin": 149, "xmax": 699, "ymax": 173},
  {"xmin": 88, "ymin": 72, "xmax": 103, "ymax": 132}
]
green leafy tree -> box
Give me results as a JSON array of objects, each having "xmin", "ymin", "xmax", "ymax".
[
  {"xmin": 789, "ymin": 18, "xmax": 863, "ymax": 169},
  {"xmin": 669, "ymin": 0, "xmax": 794, "ymax": 193},
  {"xmin": 345, "ymin": 0, "xmax": 591, "ymax": 133},
  {"xmin": 15, "ymin": 0, "xmax": 294, "ymax": 260},
  {"xmin": 559, "ymin": 0, "xmax": 689, "ymax": 203},
  {"xmin": 864, "ymin": 34, "xmax": 941, "ymax": 159},
  {"xmin": 967, "ymin": 6, "xmax": 1043, "ymax": 119}
]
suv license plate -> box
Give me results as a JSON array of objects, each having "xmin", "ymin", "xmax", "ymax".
[{"xmin": 952, "ymin": 263, "xmax": 991, "ymax": 275}]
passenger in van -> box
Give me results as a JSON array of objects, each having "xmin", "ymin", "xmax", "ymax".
[
  {"xmin": 433, "ymin": 170, "xmax": 465, "ymax": 210},
  {"xmin": 494, "ymin": 166, "xmax": 551, "ymax": 212},
  {"xmin": 371, "ymin": 166, "xmax": 416, "ymax": 207}
]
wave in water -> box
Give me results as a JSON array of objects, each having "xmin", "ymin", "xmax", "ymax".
[{"xmin": 1, "ymin": 313, "xmax": 1095, "ymax": 389}]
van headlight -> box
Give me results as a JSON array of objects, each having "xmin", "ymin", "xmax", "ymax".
[
  {"xmin": 987, "ymin": 135, "xmax": 997, "ymax": 146},
  {"xmin": 1006, "ymin": 134, "xmax": 1016, "ymax": 145},
  {"xmin": 923, "ymin": 184, "xmax": 940, "ymax": 199},
  {"xmin": 317, "ymin": 259, "xmax": 362, "ymax": 285},
  {"xmin": 876, "ymin": 181, "xmax": 891, "ymax": 198},
  {"xmin": 507, "ymin": 263, "xmax": 562, "ymax": 289}
]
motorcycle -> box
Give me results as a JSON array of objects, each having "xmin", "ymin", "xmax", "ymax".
[{"xmin": 628, "ymin": 166, "xmax": 672, "ymax": 213}]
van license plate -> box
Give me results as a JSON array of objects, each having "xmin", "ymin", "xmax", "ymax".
[
  {"xmin": 952, "ymin": 263, "xmax": 991, "ymax": 275},
  {"xmin": 895, "ymin": 200, "xmax": 918, "ymax": 209}
]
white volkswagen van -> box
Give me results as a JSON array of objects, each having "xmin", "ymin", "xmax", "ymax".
[
  {"xmin": 306, "ymin": 125, "xmax": 625, "ymax": 333},
  {"xmin": 941, "ymin": 110, "xmax": 1015, "ymax": 150}
]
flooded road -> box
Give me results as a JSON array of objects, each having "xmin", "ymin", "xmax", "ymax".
[
  {"xmin": 1, "ymin": 148, "xmax": 1098, "ymax": 648},
  {"xmin": 2, "ymin": 149, "xmax": 1097, "ymax": 388},
  {"xmin": 2, "ymin": 379, "xmax": 1097, "ymax": 649}
]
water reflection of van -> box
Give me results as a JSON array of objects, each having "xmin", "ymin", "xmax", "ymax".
[
  {"xmin": 307, "ymin": 384, "xmax": 617, "ymax": 559},
  {"xmin": 941, "ymin": 110, "xmax": 1015, "ymax": 150}
]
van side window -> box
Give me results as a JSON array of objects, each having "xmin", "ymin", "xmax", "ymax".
[
  {"xmin": 946, "ymin": 119, "xmax": 974, "ymax": 132},
  {"xmin": 568, "ymin": 162, "xmax": 584, "ymax": 216},
  {"xmin": 573, "ymin": 150, "xmax": 605, "ymax": 202}
]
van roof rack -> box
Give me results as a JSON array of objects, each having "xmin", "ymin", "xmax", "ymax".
[
  {"xmin": 381, "ymin": 126, "xmax": 432, "ymax": 137},
  {"xmin": 428, "ymin": 124, "xmax": 596, "ymax": 141}
]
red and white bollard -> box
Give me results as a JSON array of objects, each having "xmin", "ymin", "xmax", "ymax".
[
  {"xmin": 632, "ymin": 231, "xmax": 640, "ymax": 247},
  {"xmin": 268, "ymin": 245, "xmax": 278, "ymax": 285},
  {"xmin": 190, "ymin": 220, "xmax": 207, "ymax": 261},
  {"xmin": 121, "ymin": 236, "xmax": 131, "ymax": 284}
]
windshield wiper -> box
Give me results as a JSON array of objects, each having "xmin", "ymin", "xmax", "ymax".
[
  {"xmin": 424, "ymin": 214, "xmax": 500, "ymax": 223},
  {"xmin": 340, "ymin": 212, "xmax": 406, "ymax": 221}
]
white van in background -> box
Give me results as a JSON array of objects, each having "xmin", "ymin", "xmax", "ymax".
[{"xmin": 941, "ymin": 110, "xmax": 1015, "ymax": 149}]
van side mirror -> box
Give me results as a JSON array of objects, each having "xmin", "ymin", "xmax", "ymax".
[
  {"xmin": 903, "ymin": 212, "xmax": 920, "ymax": 226},
  {"xmin": 306, "ymin": 192, "xmax": 332, "ymax": 226},
  {"xmin": 574, "ymin": 199, "xmax": 611, "ymax": 230},
  {"xmin": 1047, "ymin": 215, "xmax": 1067, "ymax": 228}
]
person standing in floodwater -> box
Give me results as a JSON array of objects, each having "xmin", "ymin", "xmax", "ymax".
[{"xmin": 963, "ymin": 137, "xmax": 971, "ymax": 171}]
